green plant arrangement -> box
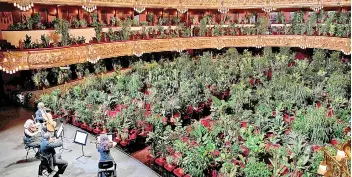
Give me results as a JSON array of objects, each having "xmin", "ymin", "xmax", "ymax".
[
  {"xmin": 35, "ymin": 31, "xmax": 350, "ymax": 177},
  {"xmin": 72, "ymin": 18, "xmax": 80, "ymax": 28},
  {"xmin": 23, "ymin": 34, "xmax": 33, "ymax": 49},
  {"xmin": 54, "ymin": 18, "xmax": 70, "ymax": 46},
  {"xmin": 80, "ymin": 19, "xmax": 87, "ymax": 28},
  {"xmin": 32, "ymin": 69, "xmax": 50, "ymax": 88},
  {"xmin": 40, "ymin": 34, "xmax": 51, "ymax": 48}
]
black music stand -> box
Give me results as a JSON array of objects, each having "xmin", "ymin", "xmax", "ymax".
[
  {"xmin": 73, "ymin": 130, "xmax": 91, "ymax": 161},
  {"xmin": 57, "ymin": 123, "xmax": 72, "ymax": 153}
]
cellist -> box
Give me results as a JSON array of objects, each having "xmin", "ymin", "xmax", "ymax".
[{"xmin": 36, "ymin": 102, "xmax": 57, "ymax": 132}]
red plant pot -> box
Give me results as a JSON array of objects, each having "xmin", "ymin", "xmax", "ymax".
[
  {"xmin": 283, "ymin": 114, "xmax": 290, "ymax": 122},
  {"xmin": 72, "ymin": 120, "xmax": 82, "ymax": 127},
  {"xmin": 162, "ymin": 117, "xmax": 168, "ymax": 124},
  {"xmin": 164, "ymin": 164, "xmax": 176, "ymax": 172},
  {"xmin": 285, "ymin": 128, "xmax": 291, "ymax": 135},
  {"xmin": 241, "ymin": 146, "xmax": 249, "ymax": 156},
  {"xmin": 145, "ymin": 124, "xmax": 153, "ymax": 132},
  {"xmin": 174, "ymin": 152, "xmax": 182, "ymax": 159},
  {"xmin": 266, "ymin": 132, "xmax": 274, "ymax": 138},
  {"xmin": 327, "ymin": 108, "xmax": 334, "ymax": 117},
  {"xmin": 330, "ymin": 139, "xmax": 338, "ymax": 146},
  {"xmin": 281, "ymin": 166, "xmax": 289, "ymax": 176},
  {"xmin": 173, "ymin": 168, "xmax": 185, "ymax": 177},
  {"xmin": 138, "ymin": 131, "xmax": 148, "ymax": 137},
  {"xmin": 249, "ymin": 77, "xmax": 255, "ymax": 85},
  {"xmin": 114, "ymin": 134, "xmax": 121, "ymax": 143},
  {"xmin": 312, "ymin": 145, "xmax": 321, "ymax": 152},
  {"xmin": 93, "ymin": 127, "xmax": 102, "ymax": 134},
  {"xmin": 182, "ymin": 136, "xmax": 189, "ymax": 143},
  {"xmin": 145, "ymin": 103, "xmax": 151, "ymax": 110},
  {"xmin": 272, "ymin": 144, "xmax": 280, "ymax": 149},
  {"xmin": 213, "ymin": 150, "xmax": 220, "ymax": 157},
  {"xmin": 86, "ymin": 125, "xmax": 93, "ymax": 132},
  {"xmin": 184, "ymin": 174, "xmax": 191, "ymax": 177},
  {"xmin": 120, "ymin": 140, "xmax": 129, "ymax": 147},
  {"xmin": 80, "ymin": 123, "xmax": 88, "ymax": 129},
  {"xmin": 201, "ymin": 119, "xmax": 209, "ymax": 127},
  {"xmin": 240, "ymin": 121, "xmax": 248, "ymax": 128},
  {"xmin": 265, "ymin": 143, "xmax": 271, "ymax": 150},
  {"xmin": 155, "ymin": 157, "xmax": 166, "ymax": 166},
  {"xmin": 289, "ymin": 116, "xmax": 295, "ymax": 124},
  {"xmin": 272, "ymin": 111, "xmax": 276, "ymax": 117}
]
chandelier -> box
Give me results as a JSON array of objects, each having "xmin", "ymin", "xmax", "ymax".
[
  {"xmin": 262, "ymin": 0, "xmax": 274, "ymax": 13},
  {"xmin": 82, "ymin": 0, "xmax": 97, "ymax": 13},
  {"xmin": 0, "ymin": 57, "xmax": 22, "ymax": 74},
  {"xmin": 86, "ymin": 45, "xmax": 100, "ymax": 64},
  {"xmin": 310, "ymin": 0, "xmax": 323, "ymax": 12},
  {"xmin": 13, "ymin": 0, "xmax": 34, "ymax": 11},
  {"xmin": 218, "ymin": 0, "xmax": 229, "ymax": 14},
  {"xmin": 177, "ymin": 0, "xmax": 188, "ymax": 14},
  {"xmin": 134, "ymin": 0, "xmax": 145, "ymax": 14}
]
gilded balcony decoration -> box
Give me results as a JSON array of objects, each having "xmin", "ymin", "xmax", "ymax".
[
  {"xmin": 0, "ymin": 35, "xmax": 350, "ymax": 73},
  {"xmin": 3, "ymin": 0, "xmax": 351, "ymax": 9}
]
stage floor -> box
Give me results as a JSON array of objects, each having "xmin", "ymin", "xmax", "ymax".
[{"xmin": 0, "ymin": 107, "xmax": 159, "ymax": 177}]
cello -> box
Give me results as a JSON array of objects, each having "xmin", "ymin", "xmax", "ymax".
[{"xmin": 41, "ymin": 109, "xmax": 57, "ymax": 132}]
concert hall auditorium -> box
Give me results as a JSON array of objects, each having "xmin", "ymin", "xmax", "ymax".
[{"xmin": 0, "ymin": 0, "xmax": 350, "ymax": 176}]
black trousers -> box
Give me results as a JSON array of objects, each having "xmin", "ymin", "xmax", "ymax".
[
  {"xmin": 54, "ymin": 154, "xmax": 68, "ymax": 174},
  {"xmin": 55, "ymin": 159, "xmax": 68, "ymax": 174}
]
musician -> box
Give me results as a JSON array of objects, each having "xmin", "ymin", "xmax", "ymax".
[
  {"xmin": 36, "ymin": 102, "xmax": 56, "ymax": 132},
  {"xmin": 97, "ymin": 134, "xmax": 117, "ymax": 163},
  {"xmin": 35, "ymin": 102, "xmax": 46, "ymax": 123},
  {"xmin": 23, "ymin": 119, "xmax": 41, "ymax": 148},
  {"xmin": 40, "ymin": 132, "xmax": 68, "ymax": 177}
]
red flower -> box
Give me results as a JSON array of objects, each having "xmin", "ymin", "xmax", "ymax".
[{"xmin": 330, "ymin": 139, "xmax": 339, "ymax": 146}]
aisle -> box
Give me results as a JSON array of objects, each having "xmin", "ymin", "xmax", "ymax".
[{"xmin": 0, "ymin": 107, "xmax": 159, "ymax": 177}]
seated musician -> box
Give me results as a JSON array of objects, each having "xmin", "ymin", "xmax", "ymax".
[
  {"xmin": 40, "ymin": 132, "xmax": 68, "ymax": 177},
  {"xmin": 97, "ymin": 134, "xmax": 117, "ymax": 163},
  {"xmin": 23, "ymin": 119, "xmax": 41, "ymax": 148},
  {"xmin": 36, "ymin": 102, "xmax": 56, "ymax": 133},
  {"xmin": 35, "ymin": 102, "xmax": 46, "ymax": 123}
]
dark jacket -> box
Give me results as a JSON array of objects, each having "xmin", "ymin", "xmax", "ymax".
[{"xmin": 40, "ymin": 139, "xmax": 62, "ymax": 170}]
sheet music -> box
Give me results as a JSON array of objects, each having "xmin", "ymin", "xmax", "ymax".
[
  {"xmin": 56, "ymin": 123, "xmax": 63, "ymax": 138},
  {"xmin": 74, "ymin": 131, "xmax": 88, "ymax": 145}
]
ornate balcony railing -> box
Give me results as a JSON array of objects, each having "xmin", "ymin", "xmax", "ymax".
[
  {"xmin": 0, "ymin": 35, "xmax": 350, "ymax": 73},
  {"xmin": 2, "ymin": 0, "xmax": 351, "ymax": 9}
]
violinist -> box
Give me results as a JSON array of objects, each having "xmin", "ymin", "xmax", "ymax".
[{"xmin": 23, "ymin": 119, "xmax": 41, "ymax": 148}]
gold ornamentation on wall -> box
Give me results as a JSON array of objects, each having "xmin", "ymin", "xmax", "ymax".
[
  {"xmin": 3, "ymin": 0, "xmax": 351, "ymax": 9},
  {"xmin": 0, "ymin": 35, "xmax": 350, "ymax": 73}
]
